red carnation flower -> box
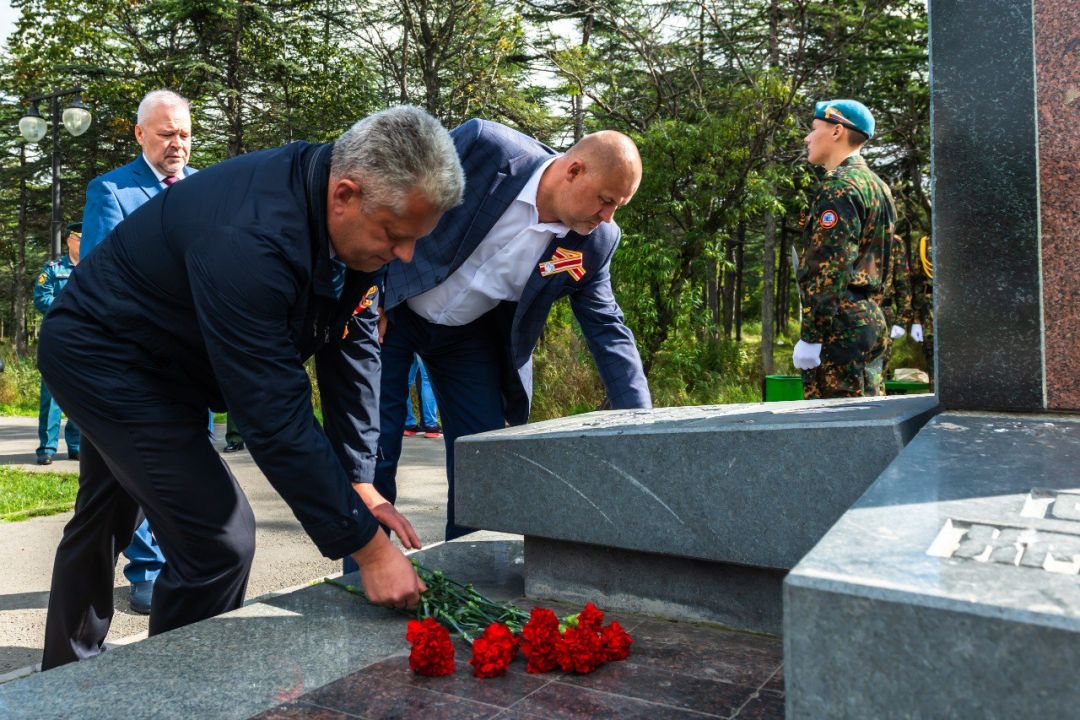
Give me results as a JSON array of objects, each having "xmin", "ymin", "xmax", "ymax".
[
  {"xmin": 521, "ymin": 607, "xmax": 561, "ymax": 674},
  {"xmin": 599, "ymin": 621, "xmax": 633, "ymax": 661},
  {"xmin": 406, "ymin": 618, "xmax": 455, "ymax": 677},
  {"xmin": 556, "ymin": 625, "xmax": 604, "ymax": 674},
  {"xmin": 576, "ymin": 602, "xmax": 604, "ymax": 632},
  {"xmin": 469, "ymin": 623, "xmax": 517, "ymax": 678}
]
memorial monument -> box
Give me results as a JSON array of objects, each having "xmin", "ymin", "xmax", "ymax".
[{"xmin": 784, "ymin": 0, "xmax": 1080, "ymax": 715}]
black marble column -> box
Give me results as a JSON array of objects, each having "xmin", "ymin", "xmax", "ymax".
[{"xmin": 930, "ymin": 0, "xmax": 1043, "ymax": 410}]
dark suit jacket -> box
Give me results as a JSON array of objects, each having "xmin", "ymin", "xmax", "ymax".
[
  {"xmin": 81, "ymin": 154, "xmax": 197, "ymax": 257},
  {"xmin": 384, "ymin": 119, "xmax": 651, "ymax": 424},
  {"xmin": 50, "ymin": 142, "xmax": 382, "ymax": 559}
]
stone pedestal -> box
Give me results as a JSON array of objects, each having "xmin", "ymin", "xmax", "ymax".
[
  {"xmin": 457, "ymin": 396, "xmax": 939, "ymax": 633},
  {"xmin": 785, "ymin": 413, "xmax": 1080, "ymax": 717}
]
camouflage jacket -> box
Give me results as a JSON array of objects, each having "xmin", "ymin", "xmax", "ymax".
[
  {"xmin": 797, "ymin": 154, "xmax": 898, "ymax": 343},
  {"xmin": 881, "ymin": 234, "xmax": 913, "ymax": 328}
]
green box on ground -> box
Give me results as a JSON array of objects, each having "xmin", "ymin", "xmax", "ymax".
[
  {"xmin": 885, "ymin": 380, "xmax": 932, "ymax": 395},
  {"xmin": 763, "ymin": 375, "xmax": 804, "ymax": 402}
]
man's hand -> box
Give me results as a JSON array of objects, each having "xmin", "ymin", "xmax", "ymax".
[
  {"xmin": 890, "ymin": 325, "xmax": 906, "ymax": 340},
  {"xmin": 354, "ymin": 482, "xmax": 422, "ymax": 550},
  {"xmin": 350, "ymin": 530, "xmax": 427, "ymax": 609},
  {"xmin": 792, "ymin": 340, "xmax": 822, "ymax": 370},
  {"xmin": 377, "ymin": 307, "xmax": 388, "ymax": 344},
  {"xmin": 911, "ymin": 323, "xmax": 924, "ymax": 342}
]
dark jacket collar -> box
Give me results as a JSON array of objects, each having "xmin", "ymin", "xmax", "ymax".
[{"xmin": 302, "ymin": 143, "xmax": 339, "ymax": 298}]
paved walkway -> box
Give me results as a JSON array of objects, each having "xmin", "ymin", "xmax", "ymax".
[{"xmin": 0, "ymin": 416, "xmax": 449, "ymax": 675}]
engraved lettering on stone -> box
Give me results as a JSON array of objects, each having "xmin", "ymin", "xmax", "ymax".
[
  {"xmin": 927, "ymin": 519, "xmax": 1080, "ymax": 575},
  {"xmin": 1020, "ymin": 489, "xmax": 1080, "ymax": 522}
]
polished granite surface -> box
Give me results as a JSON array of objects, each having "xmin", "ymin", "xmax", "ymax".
[
  {"xmin": 785, "ymin": 411, "xmax": 1080, "ymax": 716},
  {"xmin": 457, "ymin": 396, "xmax": 939, "ymax": 570},
  {"xmin": 0, "ymin": 532, "xmax": 782, "ymax": 719},
  {"xmin": 254, "ymin": 610, "xmax": 784, "ymax": 719},
  {"xmin": 788, "ymin": 411, "xmax": 1080, "ymax": 622}
]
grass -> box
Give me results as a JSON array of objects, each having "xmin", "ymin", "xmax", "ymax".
[{"xmin": 0, "ymin": 465, "xmax": 80, "ymax": 521}]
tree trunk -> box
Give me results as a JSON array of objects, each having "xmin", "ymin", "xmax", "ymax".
[
  {"xmin": 707, "ymin": 255, "xmax": 719, "ymax": 345},
  {"xmin": 572, "ymin": 12, "xmax": 594, "ymax": 142},
  {"xmin": 15, "ymin": 145, "xmax": 29, "ymax": 357},
  {"xmin": 776, "ymin": 221, "xmax": 790, "ymax": 336},
  {"xmin": 734, "ymin": 221, "xmax": 745, "ymax": 342},
  {"xmin": 758, "ymin": 0, "xmax": 780, "ymax": 372},
  {"xmin": 226, "ymin": 2, "xmax": 246, "ymax": 157},
  {"xmin": 721, "ymin": 234, "xmax": 735, "ymax": 338},
  {"xmin": 761, "ymin": 212, "xmax": 777, "ymax": 373}
]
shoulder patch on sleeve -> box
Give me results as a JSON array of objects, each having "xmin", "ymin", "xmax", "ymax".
[
  {"xmin": 819, "ymin": 210, "xmax": 838, "ymax": 229},
  {"xmin": 37, "ymin": 272, "xmax": 48, "ymax": 285}
]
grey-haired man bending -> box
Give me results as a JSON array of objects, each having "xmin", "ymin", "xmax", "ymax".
[{"xmin": 40, "ymin": 106, "xmax": 463, "ymax": 670}]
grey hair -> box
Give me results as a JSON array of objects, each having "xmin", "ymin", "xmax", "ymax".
[
  {"xmin": 332, "ymin": 105, "xmax": 464, "ymax": 214},
  {"xmin": 137, "ymin": 90, "xmax": 191, "ymax": 125}
]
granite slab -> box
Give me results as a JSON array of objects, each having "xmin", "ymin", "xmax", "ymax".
[
  {"xmin": 525, "ymin": 537, "xmax": 787, "ymax": 634},
  {"xmin": 0, "ymin": 532, "xmax": 523, "ymax": 719},
  {"xmin": 456, "ymin": 396, "xmax": 940, "ymax": 570},
  {"xmin": 254, "ymin": 610, "xmax": 785, "ymax": 719},
  {"xmin": 785, "ymin": 412, "xmax": 1080, "ymax": 717},
  {"xmin": 1034, "ymin": 0, "xmax": 1080, "ymax": 411}
]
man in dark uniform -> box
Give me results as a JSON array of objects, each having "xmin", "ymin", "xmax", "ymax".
[
  {"xmin": 38, "ymin": 105, "xmax": 463, "ymax": 670},
  {"xmin": 793, "ymin": 100, "xmax": 897, "ymax": 399},
  {"xmin": 910, "ymin": 234, "xmax": 934, "ymax": 384},
  {"xmin": 33, "ymin": 223, "xmax": 82, "ymax": 465}
]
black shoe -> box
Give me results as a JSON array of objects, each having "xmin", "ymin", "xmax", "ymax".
[
  {"xmin": 37, "ymin": 454, "xmax": 53, "ymax": 466},
  {"xmin": 223, "ymin": 441, "xmax": 245, "ymax": 453},
  {"xmin": 130, "ymin": 580, "xmax": 153, "ymax": 615},
  {"xmin": 68, "ymin": 450, "xmax": 80, "ymax": 461}
]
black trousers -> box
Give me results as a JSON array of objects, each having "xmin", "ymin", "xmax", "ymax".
[{"xmin": 39, "ymin": 312, "xmax": 256, "ymax": 671}]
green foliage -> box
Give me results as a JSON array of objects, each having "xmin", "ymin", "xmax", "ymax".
[
  {"xmin": 0, "ymin": 345, "xmax": 42, "ymax": 416},
  {"xmin": 0, "ymin": 0, "xmax": 931, "ymax": 420},
  {"xmin": 0, "ymin": 465, "xmax": 80, "ymax": 521}
]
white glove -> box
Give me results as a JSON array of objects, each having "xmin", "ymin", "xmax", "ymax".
[
  {"xmin": 890, "ymin": 325, "xmax": 906, "ymax": 340},
  {"xmin": 792, "ymin": 340, "xmax": 822, "ymax": 370},
  {"xmin": 911, "ymin": 324, "xmax": 924, "ymax": 342}
]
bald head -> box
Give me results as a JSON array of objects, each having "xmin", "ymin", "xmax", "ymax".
[{"xmin": 537, "ymin": 130, "xmax": 642, "ymax": 235}]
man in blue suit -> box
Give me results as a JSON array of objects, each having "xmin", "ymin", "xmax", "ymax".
[
  {"xmin": 370, "ymin": 119, "xmax": 652, "ymax": 545},
  {"xmin": 40, "ymin": 105, "xmax": 459, "ymax": 670},
  {"xmin": 80, "ymin": 89, "xmax": 197, "ymax": 615}
]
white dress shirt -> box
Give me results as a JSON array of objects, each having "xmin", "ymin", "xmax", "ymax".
[
  {"xmin": 408, "ymin": 158, "xmax": 570, "ymax": 326},
  {"xmin": 143, "ymin": 154, "xmax": 184, "ymax": 185}
]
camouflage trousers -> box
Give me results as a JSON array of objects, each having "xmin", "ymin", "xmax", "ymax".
[{"xmin": 801, "ymin": 300, "xmax": 887, "ymax": 399}]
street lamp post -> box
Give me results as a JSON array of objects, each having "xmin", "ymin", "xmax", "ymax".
[{"xmin": 19, "ymin": 87, "xmax": 92, "ymax": 260}]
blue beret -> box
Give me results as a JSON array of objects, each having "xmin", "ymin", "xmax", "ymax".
[
  {"xmin": 65, "ymin": 222, "xmax": 82, "ymax": 233},
  {"xmin": 814, "ymin": 100, "xmax": 875, "ymax": 139}
]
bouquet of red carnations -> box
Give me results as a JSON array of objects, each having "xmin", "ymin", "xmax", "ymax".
[{"xmin": 327, "ymin": 561, "xmax": 633, "ymax": 679}]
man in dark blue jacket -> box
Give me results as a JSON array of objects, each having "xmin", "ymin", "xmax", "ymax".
[
  {"xmin": 38, "ymin": 105, "xmax": 464, "ymax": 670},
  {"xmin": 371, "ymin": 119, "xmax": 651, "ymax": 544}
]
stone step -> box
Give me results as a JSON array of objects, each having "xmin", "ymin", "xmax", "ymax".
[{"xmin": 785, "ymin": 412, "xmax": 1080, "ymax": 716}]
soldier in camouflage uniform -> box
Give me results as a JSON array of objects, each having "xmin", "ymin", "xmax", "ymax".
[
  {"xmin": 793, "ymin": 100, "xmax": 897, "ymax": 399},
  {"xmin": 878, "ymin": 233, "xmax": 914, "ymax": 392},
  {"xmin": 910, "ymin": 234, "xmax": 934, "ymax": 384}
]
